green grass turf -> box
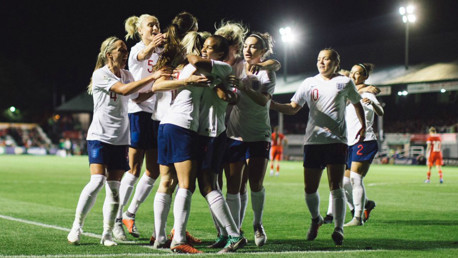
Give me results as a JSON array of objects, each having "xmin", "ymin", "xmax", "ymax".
[{"xmin": 0, "ymin": 155, "xmax": 457, "ymax": 257}]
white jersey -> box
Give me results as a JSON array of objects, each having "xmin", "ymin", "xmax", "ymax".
[
  {"xmin": 87, "ymin": 65, "xmax": 136, "ymax": 145},
  {"xmin": 291, "ymin": 74, "xmax": 361, "ymax": 145},
  {"xmin": 227, "ymin": 66, "xmax": 276, "ymax": 142},
  {"xmin": 198, "ymin": 60, "xmax": 233, "ymax": 137},
  {"xmin": 346, "ymin": 92, "xmax": 379, "ymax": 145},
  {"xmin": 160, "ymin": 64, "xmax": 204, "ymax": 132},
  {"xmin": 127, "ymin": 41, "xmax": 161, "ymax": 114}
]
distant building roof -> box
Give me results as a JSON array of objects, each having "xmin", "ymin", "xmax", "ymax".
[{"xmin": 55, "ymin": 93, "xmax": 93, "ymax": 113}]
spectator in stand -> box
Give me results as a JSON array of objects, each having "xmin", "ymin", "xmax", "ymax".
[{"xmin": 425, "ymin": 127, "xmax": 444, "ymax": 184}]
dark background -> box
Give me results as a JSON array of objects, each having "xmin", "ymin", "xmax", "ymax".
[{"xmin": 1, "ymin": 0, "xmax": 458, "ymax": 123}]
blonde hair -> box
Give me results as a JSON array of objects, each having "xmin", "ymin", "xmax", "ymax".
[
  {"xmin": 87, "ymin": 36, "xmax": 121, "ymax": 94},
  {"xmin": 124, "ymin": 14, "xmax": 160, "ymax": 41},
  {"xmin": 215, "ymin": 21, "xmax": 248, "ymax": 58},
  {"xmin": 247, "ymin": 32, "xmax": 274, "ymax": 60},
  {"xmin": 181, "ymin": 31, "xmax": 210, "ymax": 56}
]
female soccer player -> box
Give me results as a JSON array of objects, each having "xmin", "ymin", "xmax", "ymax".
[
  {"xmin": 225, "ymin": 32, "xmax": 277, "ymax": 247},
  {"xmin": 270, "ymin": 126, "xmax": 288, "ymax": 176},
  {"xmin": 270, "ymin": 48, "xmax": 366, "ymax": 246},
  {"xmin": 152, "ymin": 34, "xmax": 238, "ymax": 254},
  {"xmin": 66, "ymin": 36, "xmax": 169, "ymax": 246},
  {"xmin": 343, "ymin": 63, "xmax": 384, "ymax": 226},
  {"xmin": 113, "ymin": 14, "xmax": 166, "ymax": 241},
  {"xmin": 425, "ymin": 126, "xmax": 444, "ymax": 184}
]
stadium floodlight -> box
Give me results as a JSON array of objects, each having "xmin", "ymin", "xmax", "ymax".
[
  {"xmin": 440, "ymin": 88, "xmax": 446, "ymax": 93},
  {"xmin": 279, "ymin": 26, "xmax": 296, "ymax": 83},
  {"xmin": 9, "ymin": 106, "xmax": 16, "ymax": 113},
  {"xmin": 399, "ymin": 4, "xmax": 416, "ymax": 70},
  {"xmin": 397, "ymin": 90, "xmax": 409, "ymax": 96}
]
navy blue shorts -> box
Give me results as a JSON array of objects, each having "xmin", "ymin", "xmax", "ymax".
[
  {"xmin": 303, "ymin": 143, "xmax": 347, "ymax": 169},
  {"xmin": 346, "ymin": 140, "xmax": 379, "ymax": 168},
  {"xmin": 128, "ymin": 111, "xmax": 158, "ymax": 150},
  {"xmin": 87, "ymin": 140, "xmax": 130, "ymax": 171},
  {"xmin": 157, "ymin": 123, "xmax": 200, "ymax": 165},
  {"xmin": 225, "ymin": 139, "xmax": 271, "ymax": 163},
  {"xmin": 198, "ymin": 132, "xmax": 227, "ymax": 173}
]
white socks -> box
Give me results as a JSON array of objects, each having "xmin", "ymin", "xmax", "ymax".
[
  {"xmin": 72, "ymin": 174, "xmax": 106, "ymax": 229},
  {"xmin": 305, "ymin": 192, "xmax": 320, "ymax": 219},
  {"xmin": 251, "ymin": 188, "xmax": 265, "ymax": 225},
  {"xmin": 240, "ymin": 192, "xmax": 248, "ymax": 227},
  {"xmin": 154, "ymin": 192, "xmax": 172, "ymax": 244},
  {"xmin": 103, "ymin": 181, "xmax": 120, "ymax": 233},
  {"xmin": 350, "ymin": 171, "xmax": 365, "ymax": 218},
  {"xmin": 127, "ymin": 174, "xmax": 156, "ymax": 215},
  {"xmin": 172, "ymin": 188, "xmax": 192, "ymax": 244},
  {"xmin": 343, "ymin": 176, "xmax": 354, "ymax": 211},
  {"xmin": 206, "ymin": 190, "xmax": 239, "ymax": 237},
  {"xmin": 117, "ymin": 172, "xmax": 137, "ymax": 219},
  {"xmin": 331, "ymin": 188, "xmax": 346, "ymax": 229},
  {"xmin": 226, "ymin": 193, "xmax": 241, "ymax": 229}
]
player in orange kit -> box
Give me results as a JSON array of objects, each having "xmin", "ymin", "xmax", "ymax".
[
  {"xmin": 269, "ymin": 126, "xmax": 287, "ymax": 177},
  {"xmin": 425, "ymin": 127, "xmax": 444, "ymax": 184}
]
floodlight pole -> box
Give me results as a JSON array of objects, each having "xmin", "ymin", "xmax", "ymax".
[
  {"xmin": 404, "ymin": 22, "xmax": 409, "ymax": 70},
  {"xmin": 283, "ymin": 44, "xmax": 288, "ymax": 83}
]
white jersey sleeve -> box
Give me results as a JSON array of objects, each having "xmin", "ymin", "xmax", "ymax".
[{"xmin": 87, "ymin": 66, "xmax": 134, "ymax": 145}]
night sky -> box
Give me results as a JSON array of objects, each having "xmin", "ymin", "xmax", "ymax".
[{"xmin": 1, "ymin": 0, "xmax": 458, "ymax": 122}]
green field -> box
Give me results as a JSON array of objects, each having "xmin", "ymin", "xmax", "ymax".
[{"xmin": 0, "ymin": 155, "xmax": 457, "ymax": 257}]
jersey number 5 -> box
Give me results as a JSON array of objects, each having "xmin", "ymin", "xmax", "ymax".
[{"xmin": 147, "ymin": 60, "xmax": 155, "ymax": 73}]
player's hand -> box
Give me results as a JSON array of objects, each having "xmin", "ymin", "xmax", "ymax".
[
  {"xmin": 356, "ymin": 126, "xmax": 366, "ymax": 143},
  {"xmin": 227, "ymin": 75, "xmax": 245, "ymax": 91},
  {"xmin": 247, "ymin": 63, "xmax": 262, "ymax": 75},
  {"xmin": 151, "ymin": 33, "xmax": 165, "ymax": 48},
  {"xmin": 362, "ymin": 98, "xmax": 373, "ymax": 106},
  {"xmin": 152, "ymin": 67, "xmax": 172, "ymax": 80},
  {"xmin": 185, "ymin": 75, "xmax": 209, "ymax": 86}
]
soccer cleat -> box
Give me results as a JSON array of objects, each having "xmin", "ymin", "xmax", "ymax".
[
  {"xmin": 207, "ymin": 235, "xmax": 228, "ymax": 248},
  {"xmin": 331, "ymin": 227, "xmax": 344, "ymax": 246},
  {"xmin": 170, "ymin": 229, "xmax": 202, "ymax": 245},
  {"xmin": 122, "ymin": 213, "xmax": 140, "ymax": 238},
  {"xmin": 363, "ymin": 200, "xmax": 376, "ymax": 222},
  {"xmin": 253, "ymin": 223, "xmax": 267, "ymax": 247},
  {"xmin": 440, "ymin": 179, "xmax": 444, "ymax": 184},
  {"xmin": 149, "ymin": 235, "xmax": 156, "ymax": 246},
  {"xmin": 306, "ymin": 215, "xmax": 323, "ymax": 241},
  {"xmin": 113, "ymin": 219, "xmax": 127, "ymax": 241},
  {"xmin": 170, "ymin": 241, "xmax": 203, "ymax": 254},
  {"xmin": 323, "ymin": 214, "xmax": 333, "ymax": 224},
  {"xmin": 344, "ymin": 217, "xmax": 363, "ymax": 227},
  {"xmin": 67, "ymin": 227, "xmax": 82, "ymax": 245},
  {"xmin": 100, "ymin": 232, "xmax": 117, "ymax": 246},
  {"xmin": 424, "ymin": 179, "xmax": 431, "ymax": 183},
  {"xmin": 217, "ymin": 235, "xmax": 247, "ymax": 253},
  {"xmin": 153, "ymin": 239, "xmax": 171, "ymax": 249}
]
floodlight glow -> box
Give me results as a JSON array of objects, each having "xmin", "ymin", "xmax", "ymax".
[
  {"xmin": 402, "ymin": 16, "xmax": 408, "ymax": 23},
  {"xmin": 440, "ymin": 88, "xmax": 446, "ymax": 93},
  {"xmin": 399, "ymin": 7, "xmax": 406, "ymax": 15},
  {"xmin": 407, "ymin": 5, "xmax": 415, "ymax": 14},
  {"xmin": 279, "ymin": 26, "xmax": 295, "ymax": 43},
  {"xmin": 9, "ymin": 106, "xmax": 16, "ymax": 112},
  {"xmin": 397, "ymin": 90, "xmax": 408, "ymax": 96}
]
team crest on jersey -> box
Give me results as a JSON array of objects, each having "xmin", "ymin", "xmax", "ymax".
[{"xmin": 336, "ymin": 83, "xmax": 345, "ymax": 90}]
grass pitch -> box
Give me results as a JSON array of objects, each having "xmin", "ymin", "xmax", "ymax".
[{"xmin": 0, "ymin": 155, "xmax": 457, "ymax": 257}]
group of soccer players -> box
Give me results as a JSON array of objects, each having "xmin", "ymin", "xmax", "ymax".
[{"xmin": 65, "ymin": 10, "xmax": 444, "ymax": 254}]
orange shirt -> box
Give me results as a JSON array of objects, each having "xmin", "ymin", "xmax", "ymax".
[
  {"xmin": 427, "ymin": 134, "xmax": 442, "ymax": 155},
  {"xmin": 271, "ymin": 132, "xmax": 285, "ymax": 147}
]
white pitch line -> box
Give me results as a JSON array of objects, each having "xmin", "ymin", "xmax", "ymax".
[
  {"xmin": 0, "ymin": 214, "xmax": 160, "ymax": 251},
  {"xmin": 0, "ymin": 249, "xmax": 390, "ymax": 258}
]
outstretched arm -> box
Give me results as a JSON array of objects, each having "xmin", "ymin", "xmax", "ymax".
[
  {"xmin": 270, "ymin": 100, "xmax": 302, "ymax": 115},
  {"xmin": 110, "ymin": 68, "xmax": 171, "ymax": 96},
  {"xmin": 353, "ymin": 102, "xmax": 367, "ymax": 142}
]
